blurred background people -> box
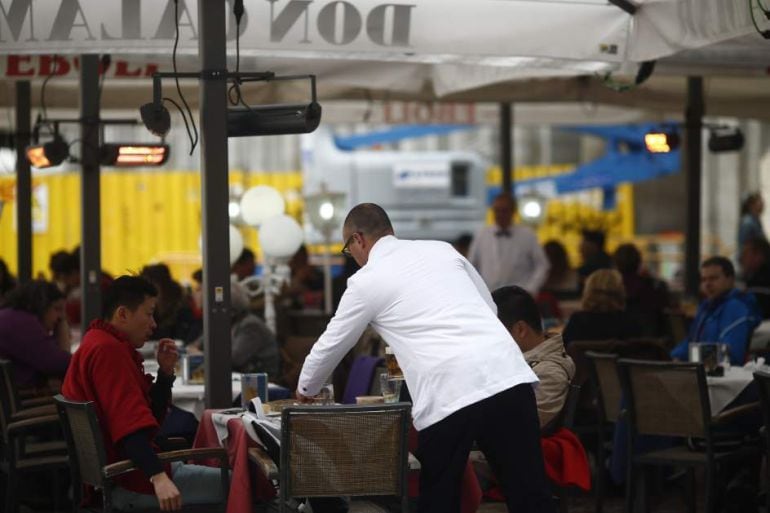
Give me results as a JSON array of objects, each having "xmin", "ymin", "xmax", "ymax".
[
  {"xmin": 738, "ymin": 192, "xmax": 766, "ymax": 251},
  {"xmin": 613, "ymin": 243, "xmax": 671, "ymax": 337},
  {"xmin": 741, "ymin": 237, "xmax": 770, "ymax": 319},
  {"xmin": 284, "ymin": 244, "xmax": 324, "ymax": 309},
  {"xmin": 542, "ymin": 240, "xmax": 579, "ymax": 299},
  {"xmin": 562, "ymin": 269, "xmax": 641, "ymax": 346},
  {"xmin": 453, "ymin": 233, "xmax": 473, "ymax": 259},
  {"xmin": 577, "ymin": 230, "xmax": 612, "ymax": 285},
  {"xmin": 0, "ymin": 280, "xmax": 71, "ymax": 388},
  {"xmin": 188, "ymin": 279, "xmax": 280, "ymax": 377},
  {"xmin": 231, "ymin": 248, "xmax": 257, "ymax": 281},
  {"xmin": 141, "ymin": 263, "xmax": 201, "ymax": 343},
  {"xmin": 0, "ymin": 257, "xmax": 16, "ymax": 300},
  {"xmin": 671, "ymin": 256, "xmax": 760, "ymax": 365},
  {"xmin": 468, "ymin": 193, "xmax": 549, "ymax": 294},
  {"xmin": 49, "ymin": 249, "xmax": 80, "ymax": 295}
]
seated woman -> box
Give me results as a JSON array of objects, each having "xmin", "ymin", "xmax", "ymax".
[
  {"xmin": 562, "ymin": 269, "xmax": 642, "ymax": 346},
  {"xmin": 0, "ymin": 280, "xmax": 72, "ymax": 389}
]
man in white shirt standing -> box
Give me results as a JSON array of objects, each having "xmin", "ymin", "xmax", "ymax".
[
  {"xmin": 297, "ymin": 203, "xmax": 555, "ymax": 513},
  {"xmin": 468, "ymin": 193, "xmax": 550, "ymax": 294}
]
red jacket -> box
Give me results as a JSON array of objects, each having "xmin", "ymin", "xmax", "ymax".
[{"xmin": 62, "ymin": 320, "xmax": 169, "ymax": 495}]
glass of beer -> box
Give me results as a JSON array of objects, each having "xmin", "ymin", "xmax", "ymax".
[{"xmin": 385, "ymin": 346, "xmax": 404, "ymax": 380}]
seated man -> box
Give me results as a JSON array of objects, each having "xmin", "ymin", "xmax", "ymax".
[
  {"xmin": 671, "ymin": 256, "xmax": 761, "ymax": 365},
  {"xmin": 492, "ymin": 285, "xmax": 575, "ymax": 428},
  {"xmin": 740, "ymin": 237, "xmax": 770, "ymax": 319},
  {"xmin": 62, "ymin": 276, "xmax": 224, "ymax": 511}
]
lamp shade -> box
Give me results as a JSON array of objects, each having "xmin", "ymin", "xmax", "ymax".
[
  {"xmin": 240, "ymin": 186, "xmax": 285, "ymax": 227},
  {"xmin": 259, "ymin": 214, "xmax": 304, "ymax": 259},
  {"xmin": 304, "ymin": 188, "xmax": 346, "ymax": 234},
  {"xmin": 229, "ymin": 224, "xmax": 244, "ymax": 265},
  {"xmin": 199, "ymin": 224, "xmax": 244, "ymax": 266}
]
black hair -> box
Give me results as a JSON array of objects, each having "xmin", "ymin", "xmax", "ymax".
[
  {"xmin": 102, "ymin": 275, "xmax": 158, "ymax": 320},
  {"xmin": 1, "ymin": 280, "xmax": 64, "ymax": 322},
  {"xmin": 741, "ymin": 192, "xmax": 762, "ymax": 216},
  {"xmin": 49, "ymin": 250, "xmax": 78, "ymax": 276},
  {"xmin": 343, "ymin": 203, "xmax": 394, "ymax": 239},
  {"xmin": 701, "ymin": 256, "xmax": 735, "ymax": 278},
  {"xmin": 582, "ymin": 229, "xmax": 606, "ymax": 250},
  {"xmin": 613, "ymin": 243, "xmax": 642, "ymax": 275},
  {"xmin": 744, "ymin": 237, "xmax": 770, "ymax": 260},
  {"xmin": 491, "ymin": 285, "xmax": 543, "ymax": 333},
  {"xmin": 233, "ymin": 248, "xmax": 255, "ymax": 266}
]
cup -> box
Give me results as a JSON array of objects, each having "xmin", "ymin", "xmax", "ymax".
[
  {"xmin": 314, "ymin": 381, "xmax": 335, "ymax": 405},
  {"xmin": 385, "ymin": 346, "xmax": 404, "ymax": 380},
  {"xmin": 241, "ymin": 373, "xmax": 268, "ymax": 408},
  {"xmin": 379, "ymin": 372, "xmax": 402, "ymax": 403}
]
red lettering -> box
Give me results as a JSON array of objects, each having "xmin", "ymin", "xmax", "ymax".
[
  {"xmin": 7, "ymin": 55, "xmax": 34, "ymax": 76},
  {"xmin": 39, "ymin": 55, "xmax": 70, "ymax": 76},
  {"xmin": 464, "ymin": 104, "xmax": 476, "ymax": 124},
  {"xmin": 144, "ymin": 63, "xmax": 159, "ymax": 77},
  {"xmin": 115, "ymin": 60, "xmax": 141, "ymax": 77},
  {"xmin": 383, "ymin": 102, "xmax": 408, "ymax": 124}
]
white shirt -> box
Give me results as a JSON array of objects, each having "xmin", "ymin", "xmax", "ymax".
[
  {"xmin": 298, "ymin": 235, "xmax": 538, "ymax": 430},
  {"xmin": 467, "ymin": 224, "xmax": 550, "ymax": 294}
]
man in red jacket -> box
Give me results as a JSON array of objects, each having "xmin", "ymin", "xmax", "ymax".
[{"xmin": 63, "ymin": 275, "xmax": 224, "ymax": 511}]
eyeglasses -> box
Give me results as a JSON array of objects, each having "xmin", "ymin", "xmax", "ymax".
[{"xmin": 341, "ymin": 232, "xmax": 360, "ymax": 257}]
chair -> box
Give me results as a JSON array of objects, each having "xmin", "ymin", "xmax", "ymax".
[
  {"xmin": 53, "ymin": 395, "xmax": 230, "ymax": 513},
  {"xmin": 617, "ymin": 359, "xmax": 759, "ymax": 513},
  {"xmin": 752, "ymin": 370, "xmax": 770, "ymax": 512},
  {"xmin": 0, "ymin": 359, "xmax": 57, "ymax": 419},
  {"xmin": 275, "ymin": 403, "xmax": 411, "ymax": 512},
  {"xmin": 0, "ymin": 362, "xmax": 69, "ymax": 513},
  {"xmin": 585, "ymin": 352, "xmax": 621, "ymax": 513},
  {"xmin": 341, "ymin": 356, "xmax": 384, "ymax": 404}
]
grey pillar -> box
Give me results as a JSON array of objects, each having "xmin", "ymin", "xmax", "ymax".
[
  {"xmin": 684, "ymin": 77, "xmax": 704, "ymax": 297},
  {"xmin": 15, "ymin": 81, "xmax": 32, "ymax": 284},
  {"xmin": 79, "ymin": 55, "xmax": 102, "ymax": 331},
  {"xmin": 199, "ymin": 0, "xmax": 233, "ymax": 408},
  {"xmin": 500, "ymin": 103, "xmax": 513, "ymax": 196}
]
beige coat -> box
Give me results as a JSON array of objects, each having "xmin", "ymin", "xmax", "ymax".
[{"xmin": 524, "ymin": 333, "xmax": 576, "ymax": 427}]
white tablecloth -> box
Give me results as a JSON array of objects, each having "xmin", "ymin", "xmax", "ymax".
[
  {"xmin": 171, "ymin": 374, "xmax": 286, "ymax": 420},
  {"xmin": 706, "ymin": 365, "xmax": 759, "ymax": 414}
]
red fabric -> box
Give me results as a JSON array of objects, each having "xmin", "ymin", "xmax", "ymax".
[
  {"xmin": 483, "ymin": 428, "xmax": 591, "ymax": 502},
  {"xmin": 407, "ymin": 425, "xmax": 482, "ymax": 513},
  {"xmin": 194, "ymin": 410, "xmax": 276, "ymax": 513},
  {"xmin": 540, "ymin": 428, "xmax": 591, "ymax": 491},
  {"xmin": 62, "ymin": 320, "xmax": 168, "ymax": 495}
]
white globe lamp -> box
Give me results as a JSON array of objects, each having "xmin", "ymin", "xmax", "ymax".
[{"xmin": 240, "ymin": 185, "xmax": 286, "ymax": 227}]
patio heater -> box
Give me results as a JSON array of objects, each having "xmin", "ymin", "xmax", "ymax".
[{"xmin": 304, "ymin": 183, "xmax": 346, "ymax": 314}]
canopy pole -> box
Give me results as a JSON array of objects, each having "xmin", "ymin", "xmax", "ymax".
[
  {"xmin": 199, "ymin": 0, "xmax": 233, "ymax": 408},
  {"xmin": 684, "ymin": 76, "xmax": 703, "ymax": 297},
  {"xmin": 500, "ymin": 103, "xmax": 513, "ymax": 196},
  {"xmin": 80, "ymin": 55, "xmax": 102, "ymax": 330},
  {"xmin": 15, "ymin": 81, "xmax": 32, "ymax": 284}
]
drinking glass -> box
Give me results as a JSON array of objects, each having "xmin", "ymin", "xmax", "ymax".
[
  {"xmin": 385, "ymin": 346, "xmax": 404, "ymax": 380},
  {"xmin": 379, "ymin": 372, "xmax": 402, "ymax": 403}
]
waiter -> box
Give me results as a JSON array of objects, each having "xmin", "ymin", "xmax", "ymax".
[{"xmin": 297, "ymin": 203, "xmax": 554, "ymax": 513}]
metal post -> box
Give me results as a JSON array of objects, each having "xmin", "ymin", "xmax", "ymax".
[
  {"xmin": 15, "ymin": 81, "xmax": 32, "ymax": 284},
  {"xmin": 80, "ymin": 55, "xmax": 102, "ymax": 330},
  {"xmin": 684, "ymin": 77, "xmax": 704, "ymax": 297},
  {"xmin": 199, "ymin": 0, "xmax": 233, "ymax": 408},
  {"xmin": 499, "ymin": 103, "xmax": 513, "ymax": 196},
  {"xmin": 323, "ymin": 232, "xmax": 332, "ymax": 315}
]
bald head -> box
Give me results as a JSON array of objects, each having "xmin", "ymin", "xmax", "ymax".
[{"xmin": 343, "ymin": 203, "xmax": 394, "ymax": 240}]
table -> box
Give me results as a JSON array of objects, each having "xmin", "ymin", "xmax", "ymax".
[
  {"xmin": 707, "ymin": 365, "xmax": 758, "ymax": 414},
  {"xmin": 172, "ymin": 376, "xmax": 290, "ymax": 419},
  {"xmin": 194, "ymin": 408, "xmax": 483, "ymax": 513}
]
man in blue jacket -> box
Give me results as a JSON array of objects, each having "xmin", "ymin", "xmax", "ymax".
[{"xmin": 671, "ymin": 256, "xmax": 760, "ymax": 365}]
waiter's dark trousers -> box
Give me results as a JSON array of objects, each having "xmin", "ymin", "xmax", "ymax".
[{"xmin": 416, "ymin": 383, "xmax": 555, "ymax": 513}]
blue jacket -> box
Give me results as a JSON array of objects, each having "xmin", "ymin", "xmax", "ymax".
[{"xmin": 671, "ymin": 289, "xmax": 760, "ymax": 365}]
